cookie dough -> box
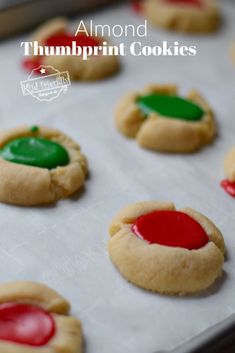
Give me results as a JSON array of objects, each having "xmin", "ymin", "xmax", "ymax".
[
  {"xmin": 0, "ymin": 125, "xmax": 88, "ymax": 205},
  {"xmin": 0, "ymin": 281, "xmax": 82, "ymax": 353},
  {"xmin": 23, "ymin": 17, "xmax": 119, "ymax": 81},
  {"xmin": 221, "ymin": 147, "xmax": 235, "ymax": 198},
  {"xmin": 108, "ymin": 201, "xmax": 225, "ymax": 295},
  {"xmin": 115, "ymin": 84, "xmax": 216, "ymax": 153},
  {"xmin": 143, "ymin": 0, "xmax": 220, "ymax": 33}
]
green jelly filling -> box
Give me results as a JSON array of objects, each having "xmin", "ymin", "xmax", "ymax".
[
  {"xmin": 0, "ymin": 137, "xmax": 69, "ymax": 169},
  {"xmin": 137, "ymin": 94, "xmax": 204, "ymax": 122},
  {"xmin": 30, "ymin": 125, "xmax": 39, "ymax": 133}
]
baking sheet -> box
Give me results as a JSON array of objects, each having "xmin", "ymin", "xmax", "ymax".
[
  {"xmin": 0, "ymin": 2, "xmax": 235, "ymax": 353},
  {"xmin": 0, "ymin": 0, "xmax": 119, "ymax": 38}
]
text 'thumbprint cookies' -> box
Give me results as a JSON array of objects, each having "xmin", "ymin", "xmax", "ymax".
[{"xmin": 23, "ymin": 17, "xmax": 120, "ymax": 81}]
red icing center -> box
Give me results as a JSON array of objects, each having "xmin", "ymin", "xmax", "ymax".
[
  {"xmin": 165, "ymin": 0, "xmax": 202, "ymax": 7},
  {"xmin": 131, "ymin": 0, "xmax": 143, "ymax": 13},
  {"xmin": 22, "ymin": 58, "xmax": 43, "ymax": 74},
  {"xmin": 221, "ymin": 179, "xmax": 235, "ymax": 198},
  {"xmin": 132, "ymin": 210, "xmax": 209, "ymax": 250},
  {"xmin": 45, "ymin": 33, "xmax": 100, "ymax": 48},
  {"xmin": 22, "ymin": 33, "xmax": 100, "ymax": 73},
  {"xmin": 0, "ymin": 303, "xmax": 55, "ymax": 346}
]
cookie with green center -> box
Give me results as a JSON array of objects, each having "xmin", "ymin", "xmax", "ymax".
[
  {"xmin": 115, "ymin": 84, "xmax": 216, "ymax": 153},
  {"xmin": 0, "ymin": 281, "xmax": 83, "ymax": 353},
  {"xmin": 143, "ymin": 0, "xmax": 220, "ymax": 34},
  {"xmin": 108, "ymin": 201, "xmax": 225, "ymax": 295},
  {"xmin": 0, "ymin": 125, "xmax": 88, "ymax": 205}
]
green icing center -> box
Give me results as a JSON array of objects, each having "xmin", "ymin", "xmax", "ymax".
[
  {"xmin": 0, "ymin": 137, "xmax": 69, "ymax": 169},
  {"xmin": 137, "ymin": 94, "xmax": 204, "ymax": 122}
]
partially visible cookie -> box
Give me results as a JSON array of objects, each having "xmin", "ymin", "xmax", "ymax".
[
  {"xmin": 0, "ymin": 125, "xmax": 88, "ymax": 205},
  {"xmin": 143, "ymin": 0, "xmax": 220, "ymax": 33},
  {"xmin": 108, "ymin": 201, "xmax": 225, "ymax": 295},
  {"xmin": 230, "ymin": 42, "xmax": 235, "ymax": 65},
  {"xmin": 23, "ymin": 17, "xmax": 119, "ymax": 81},
  {"xmin": 0, "ymin": 281, "xmax": 82, "ymax": 353},
  {"xmin": 115, "ymin": 84, "xmax": 216, "ymax": 153},
  {"xmin": 221, "ymin": 147, "xmax": 235, "ymax": 198}
]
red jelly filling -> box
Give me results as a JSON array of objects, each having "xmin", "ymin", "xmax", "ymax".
[
  {"xmin": 0, "ymin": 303, "xmax": 55, "ymax": 346},
  {"xmin": 132, "ymin": 210, "xmax": 209, "ymax": 250},
  {"xmin": 22, "ymin": 58, "xmax": 43, "ymax": 73},
  {"xmin": 131, "ymin": 0, "xmax": 143, "ymax": 13},
  {"xmin": 165, "ymin": 0, "xmax": 202, "ymax": 7},
  {"xmin": 22, "ymin": 33, "xmax": 100, "ymax": 73},
  {"xmin": 221, "ymin": 179, "xmax": 235, "ymax": 198},
  {"xmin": 45, "ymin": 33, "xmax": 99, "ymax": 48}
]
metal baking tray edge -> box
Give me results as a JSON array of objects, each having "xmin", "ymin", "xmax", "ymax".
[
  {"xmin": 155, "ymin": 314, "xmax": 235, "ymax": 353},
  {"xmin": 0, "ymin": 0, "xmax": 120, "ymax": 38}
]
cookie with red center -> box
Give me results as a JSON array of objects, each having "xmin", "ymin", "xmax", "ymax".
[
  {"xmin": 108, "ymin": 201, "xmax": 225, "ymax": 295},
  {"xmin": 221, "ymin": 147, "xmax": 235, "ymax": 198},
  {"xmin": 0, "ymin": 281, "xmax": 82, "ymax": 353},
  {"xmin": 115, "ymin": 84, "xmax": 216, "ymax": 153},
  {"xmin": 22, "ymin": 17, "xmax": 119, "ymax": 81},
  {"xmin": 131, "ymin": 0, "xmax": 144, "ymax": 14},
  {"xmin": 143, "ymin": 0, "xmax": 220, "ymax": 33}
]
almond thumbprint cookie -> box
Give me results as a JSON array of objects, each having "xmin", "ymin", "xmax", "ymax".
[
  {"xmin": 108, "ymin": 201, "xmax": 225, "ymax": 295},
  {"xmin": 0, "ymin": 281, "xmax": 83, "ymax": 353},
  {"xmin": 0, "ymin": 125, "xmax": 88, "ymax": 205},
  {"xmin": 115, "ymin": 84, "xmax": 216, "ymax": 153},
  {"xmin": 143, "ymin": 0, "xmax": 220, "ymax": 33},
  {"xmin": 221, "ymin": 147, "xmax": 235, "ymax": 198}
]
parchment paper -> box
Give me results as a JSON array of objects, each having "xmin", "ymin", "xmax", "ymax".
[{"xmin": 0, "ymin": 2, "xmax": 235, "ymax": 352}]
